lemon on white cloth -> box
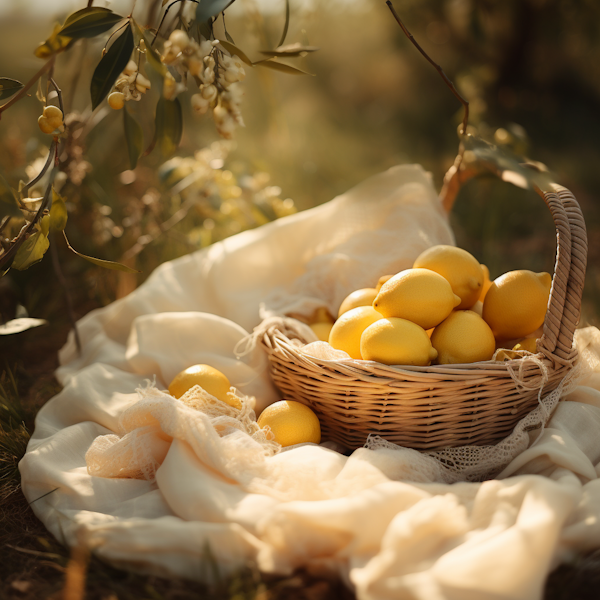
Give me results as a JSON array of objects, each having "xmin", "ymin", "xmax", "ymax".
[
  {"xmin": 430, "ymin": 310, "xmax": 496, "ymax": 364},
  {"xmin": 373, "ymin": 268, "xmax": 461, "ymax": 330},
  {"xmin": 257, "ymin": 400, "xmax": 321, "ymax": 446},
  {"xmin": 361, "ymin": 317, "xmax": 438, "ymax": 366},
  {"xmin": 337, "ymin": 288, "xmax": 378, "ymax": 317},
  {"xmin": 168, "ymin": 364, "xmax": 240, "ymax": 408},
  {"xmin": 329, "ymin": 305, "xmax": 383, "ymax": 359},
  {"xmin": 414, "ymin": 245, "xmax": 483, "ymax": 309},
  {"xmin": 483, "ymin": 270, "xmax": 552, "ymax": 339}
]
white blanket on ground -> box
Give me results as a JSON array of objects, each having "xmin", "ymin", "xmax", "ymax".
[{"xmin": 19, "ymin": 165, "xmax": 600, "ymax": 600}]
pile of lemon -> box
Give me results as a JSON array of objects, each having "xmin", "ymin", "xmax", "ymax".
[
  {"xmin": 167, "ymin": 364, "xmax": 321, "ymax": 448},
  {"xmin": 311, "ymin": 245, "xmax": 552, "ymax": 367},
  {"xmin": 164, "ymin": 245, "xmax": 552, "ymax": 449}
]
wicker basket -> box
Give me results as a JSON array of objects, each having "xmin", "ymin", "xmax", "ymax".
[{"xmin": 260, "ymin": 183, "xmax": 588, "ymax": 450}]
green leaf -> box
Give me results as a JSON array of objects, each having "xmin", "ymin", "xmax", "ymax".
[
  {"xmin": 254, "ymin": 59, "xmax": 314, "ymax": 76},
  {"xmin": 63, "ymin": 231, "xmax": 140, "ymax": 273},
  {"xmin": 133, "ymin": 22, "xmax": 167, "ymax": 76},
  {"xmin": 218, "ymin": 40, "xmax": 253, "ymax": 66},
  {"xmin": 460, "ymin": 135, "xmax": 555, "ymax": 193},
  {"xmin": 0, "ymin": 318, "xmax": 48, "ymax": 335},
  {"xmin": 155, "ymin": 97, "xmax": 182, "ymax": 157},
  {"xmin": 0, "ymin": 78, "xmax": 24, "ymax": 101},
  {"xmin": 277, "ymin": 0, "xmax": 290, "ymax": 48},
  {"xmin": 34, "ymin": 23, "xmax": 72, "ymax": 59},
  {"xmin": 196, "ymin": 0, "xmax": 234, "ymax": 23},
  {"xmin": 90, "ymin": 22, "xmax": 134, "ymax": 110},
  {"xmin": 123, "ymin": 107, "xmax": 143, "ymax": 170},
  {"xmin": 0, "ymin": 174, "xmax": 20, "ymax": 219},
  {"xmin": 59, "ymin": 8, "xmax": 124, "ymax": 39},
  {"xmin": 49, "ymin": 188, "xmax": 68, "ymax": 231},
  {"xmin": 198, "ymin": 20, "xmax": 213, "ymax": 40},
  {"xmin": 12, "ymin": 231, "xmax": 50, "ymax": 271},
  {"xmin": 260, "ymin": 43, "xmax": 319, "ymax": 57}
]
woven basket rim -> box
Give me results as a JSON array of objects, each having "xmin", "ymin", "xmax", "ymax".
[{"xmin": 266, "ymin": 325, "xmax": 554, "ymax": 377}]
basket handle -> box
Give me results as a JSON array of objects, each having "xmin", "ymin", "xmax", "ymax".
[{"xmin": 538, "ymin": 185, "xmax": 587, "ymax": 362}]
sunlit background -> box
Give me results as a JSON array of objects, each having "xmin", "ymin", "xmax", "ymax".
[{"xmin": 1, "ymin": 0, "xmax": 599, "ymax": 328}]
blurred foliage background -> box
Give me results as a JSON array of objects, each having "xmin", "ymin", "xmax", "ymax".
[{"xmin": 0, "ymin": 0, "xmax": 599, "ymax": 337}]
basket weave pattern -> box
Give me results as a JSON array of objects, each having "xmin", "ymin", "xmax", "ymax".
[{"xmin": 261, "ymin": 185, "xmax": 588, "ymax": 450}]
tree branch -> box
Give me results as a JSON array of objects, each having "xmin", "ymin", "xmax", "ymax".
[
  {"xmin": 385, "ymin": 0, "xmax": 469, "ymax": 135},
  {"xmin": 0, "ymin": 57, "xmax": 55, "ymax": 117}
]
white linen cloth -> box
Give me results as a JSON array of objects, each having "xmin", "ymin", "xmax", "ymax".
[{"xmin": 19, "ymin": 165, "xmax": 600, "ymax": 600}]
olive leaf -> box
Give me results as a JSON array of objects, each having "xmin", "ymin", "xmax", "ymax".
[
  {"xmin": 59, "ymin": 7, "xmax": 124, "ymax": 39},
  {"xmin": 254, "ymin": 59, "xmax": 314, "ymax": 76},
  {"xmin": 12, "ymin": 231, "xmax": 50, "ymax": 271},
  {"xmin": 34, "ymin": 23, "xmax": 72, "ymax": 59},
  {"xmin": 133, "ymin": 22, "xmax": 167, "ymax": 76},
  {"xmin": 260, "ymin": 43, "xmax": 319, "ymax": 57},
  {"xmin": 155, "ymin": 97, "xmax": 183, "ymax": 157},
  {"xmin": 0, "ymin": 78, "xmax": 24, "ymax": 101},
  {"xmin": 63, "ymin": 231, "xmax": 140, "ymax": 273},
  {"xmin": 123, "ymin": 107, "xmax": 143, "ymax": 170},
  {"xmin": 197, "ymin": 20, "xmax": 213, "ymax": 41},
  {"xmin": 49, "ymin": 187, "xmax": 68, "ymax": 231},
  {"xmin": 196, "ymin": 0, "xmax": 235, "ymax": 23},
  {"xmin": 225, "ymin": 30, "xmax": 235, "ymax": 44},
  {"xmin": 218, "ymin": 40, "xmax": 253, "ymax": 66},
  {"xmin": 460, "ymin": 135, "xmax": 555, "ymax": 193},
  {"xmin": 0, "ymin": 318, "xmax": 48, "ymax": 335},
  {"xmin": 90, "ymin": 22, "xmax": 134, "ymax": 110}
]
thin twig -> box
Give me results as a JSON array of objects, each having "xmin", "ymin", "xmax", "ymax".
[
  {"xmin": 20, "ymin": 141, "xmax": 57, "ymax": 199},
  {"xmin": 0, "ymin": 164, "xmax": 56, "ymax": 272},
  {"xmin": 386, "ymin": 0, "xmax": 469, "ymax": 134},
  {"xmin": 28, "ymin": 487, "xmax": 59, "ymax": 505},
  {"xmin": 48, "ymin": 78, "xmax": 64, "ymax": 116},
  {"xmin": 50, "ymin": 231, "xmax": 82, "ymax": 356},
  {"xmin": 153, "ymin": 0, "xmax": 199, "ymax": 46},
  {"xmin": 0, "ymin": 57, "xmax": 55, "ymax": 117}
]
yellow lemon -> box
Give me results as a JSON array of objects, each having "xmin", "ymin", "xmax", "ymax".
[
  {"xmin": 413, "ymin": 245, "xmax": 483, "ymax": 309},
  {"xmin": 513, "ymin": 338, "xmax": 538, "ymax": 353},
  {"xmin": 258, "ymin": 400, "xmax": 321, "ymax": 446},
  {"xmin": 373, "ymin": 268, "xmax": 461, "ymax": 330},
  {"xmin": 471, "ymin": 300, "xmax": 483, "ymax": 317},
  {"xmin": 168, "ymin": 364, "xmax": 240, "ymax": 408},
  {"xmin": 329, "ymin": 306, "xmax": 383, "ymax": 359},
  {"xmin": 376, "ymin": 274, "xmax": 394, "ymax": 291},
  {"xmin": 338, "ymin": 288, "xmax": 378, "ymax": 317},
  {"xmin": 482, "ymin": 270, "xmax": 552, "ymax": 339},
  {"xmin": 311, "ymin": 306, "xmax": 335, "ymax": 324},
  {"xmin": 480, "ymin": 264, "xmax": 493, "ymax": 302},
  {"xmin": 360, "ymin": 318, "xmax": 438, "ymax": 366},
  {"xmin": 310, "ymin": 322, "xmax": 334, "ymax": 342},
  {"xmin": 430, "ymin": 310, "xmax": 496, "ymax": 365}
]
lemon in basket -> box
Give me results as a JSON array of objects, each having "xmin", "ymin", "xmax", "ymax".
[
  {"xmin": 413, "ymin": 245, "xmax": 483, "ymax": 309},
  {"xmin": 168, "ymin": 364, "xmax": 241, "ymax": 408},
  {"xmin": 430, "ymin": 310, "xmax": 496, "ymax": 364},
  {"xmin": 361, "ymin": 317, "xmax": 438, "ymax": 366},
  {"xmin": 376, "ymin": 274, "xmax": 393, "ymax": 291},
  {"xmin": 482, "ymin": 270, "xmax": 552, "ymax": 339},
  {"xmin": 329, "ymin": 306, "xmax": 383, "ymax": 359},
  {"xmin": 258, "ymin": 400, "xmax": 321, "ymax": 446},
  {"xmin": 513, "ymin": 337, "xmax": 539, "ymax": 353},
  {"xmin": 373, "ymin": 268, "xmax": 461, "ymax": 329},
  {"xmin": 479, "ymin": 264, "xmax": 493, "ymax": 302},
  {"xmin": 310, "ymin": 322, "xmax": 334, "ymax": 341},
  {"xmin": 338, "ymin": 288, "xmax": 378, "ymax": 317}
]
